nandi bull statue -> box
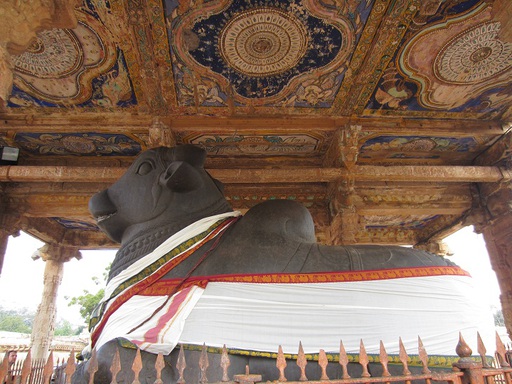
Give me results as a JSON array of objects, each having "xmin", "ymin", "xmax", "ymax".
[{"xmin": 73, "ymin": 144, "xmax": 495, "ymax": 383}]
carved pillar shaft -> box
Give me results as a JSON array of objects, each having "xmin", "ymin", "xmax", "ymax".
[
  {"xmin": 30, "ymin": 244, "xmax": 81, "ymax": 360},
  {"xmin": 31, "ymin": 259, "xmax": 63, "ymax": 360}
]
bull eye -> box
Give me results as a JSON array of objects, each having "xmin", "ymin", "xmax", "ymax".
[{"xmin": 136, "ymin": 160, "xmax": 154, "ymax": 175}]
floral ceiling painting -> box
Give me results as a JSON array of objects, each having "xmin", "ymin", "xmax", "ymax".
[
  {"xmin": 8, "ymin": 3, "xmax": 136, "ymax": 109},
  {"xmin": 366, "ymin": 0, "xmax": 512, "ymax": 119}
]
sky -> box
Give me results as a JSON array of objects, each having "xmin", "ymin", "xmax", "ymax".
[{"xmin": 0, "ymin": 225, "xmax": 503, "ymax": 328}]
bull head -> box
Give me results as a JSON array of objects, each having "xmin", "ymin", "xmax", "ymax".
[{"xmin": 89, "ymin": 145, "xmax": 231, "ymax": 244}]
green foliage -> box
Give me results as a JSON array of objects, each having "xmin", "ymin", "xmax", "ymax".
[
  {"xmin": 67, "ymin": 263, "xmax": 110, "ymax": 325},
  {"xmin": 68, "ymin": 288, "xmax": 105, "ymax": 324},
  {"xmin": 0, "ymin": 307, "xmax": 33, "ymax": 333},
  {"xmin": 0, "ymin": 307, "xmax": 84, "ymax": 335},
  {"xmin": 54, "ymin": 319, "xmax": 83, "ymax": 336}
]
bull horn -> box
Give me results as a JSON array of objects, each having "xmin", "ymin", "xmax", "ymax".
[{"xmin": 160, "ymin": 161, "xmax": 204, "ymax": 192}]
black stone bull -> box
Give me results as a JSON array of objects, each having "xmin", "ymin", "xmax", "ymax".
[{"xmin": 73, "ymin": 144, "xmax": 456, "ymax": 383}]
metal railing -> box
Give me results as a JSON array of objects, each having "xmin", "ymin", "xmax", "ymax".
[{"xmin": 2, "ymin": 332, "xmax": 511, "ymax": 384}]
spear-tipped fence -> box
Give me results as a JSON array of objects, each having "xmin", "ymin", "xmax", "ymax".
[{"xmin": 1, "ymin": 332, "xmax": 511, "ymax": 384}]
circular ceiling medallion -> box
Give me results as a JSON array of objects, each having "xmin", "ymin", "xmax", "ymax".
[
  {"xmin": 219, "ymin": 8, "xmax": 308, "ymax": 77},
  {"xmin": 434, "ymin": 22, "xmax": 512, "ymax": 84},
  {"xmin": 13, "ymin": 29, "xmax": 83, "ymax": 79}
]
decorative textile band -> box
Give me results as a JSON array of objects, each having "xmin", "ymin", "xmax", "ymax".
[{"xmin": 138, "ymin": 266, "xmax": 470, "ymax": 296}]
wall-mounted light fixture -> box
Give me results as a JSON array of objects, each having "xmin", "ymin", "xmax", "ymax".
[{"xmin": 0, "ymin": 146, "xmax": 20, "ymax": 165}]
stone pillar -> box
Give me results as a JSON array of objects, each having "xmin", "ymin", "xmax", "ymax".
[
  {"xmin": 477, "ymin": 210, "xmax": 512, "ymax": 340},
  {"xmin": 30, "ymin": 244, "xmax": 81, "ymax": 360},
  {"xmin": 474, "ymin": 181, "xmax": 512, "ymax": 340},
  {"xmin": 472, "ymin": 129, "xmax": 512, "ymax": 339}
]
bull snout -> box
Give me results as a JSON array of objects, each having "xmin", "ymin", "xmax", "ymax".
[{"xmin": 89, "ymin": 189, "xmax": 117, "ymax": 222}]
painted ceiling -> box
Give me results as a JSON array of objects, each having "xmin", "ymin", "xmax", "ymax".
[{"xmin": 0, "ymin": 0, "xmax": 511, "ymax": 252}]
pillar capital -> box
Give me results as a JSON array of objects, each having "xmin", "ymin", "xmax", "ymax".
[{"xmin": 33, "ymin": 243, "xmax": 82, "ymax": 263}]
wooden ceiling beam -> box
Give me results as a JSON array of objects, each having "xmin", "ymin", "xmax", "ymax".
[
  {"xmin": 0, "ymin": 164, "xmax": 510, "ymax": 184},
  {"xmin": 0, "ymin": 114, "xmax": 504, "ymax": 135}
]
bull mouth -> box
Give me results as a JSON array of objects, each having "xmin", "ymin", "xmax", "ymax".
[{"xmin": 96, "ymin": 211, "xmax": 117, "ymax": 223}]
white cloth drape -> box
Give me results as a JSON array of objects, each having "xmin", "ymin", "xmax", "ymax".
[
  {"xmin": 95, "ymin": 274, "xmax": 495, "ymax": 356},
  {"xmin": 179, "ymin": 276, "xmax": 496, "ymax": 355}
]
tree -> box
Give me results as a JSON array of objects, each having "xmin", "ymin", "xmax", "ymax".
[
  {"xmin": 0, "ymin": 307, "xmax": 33, "ymax": 333},
  {"xmin": 54, "ymin": 319, "xmax": 83, "ymax": 336},
  {"xmin": 68, "ymin": 288, "xmax": 105, "ymax": 324},
  {"xmin": 67, "ymin": 263, "xmax": 110, "ymax": 325}
]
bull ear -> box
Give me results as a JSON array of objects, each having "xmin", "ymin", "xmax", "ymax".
[
  {"xmin": 160, "ymin": 161, "xmax": 204, "ymax": 192},
  {"xmin": 173, "ymin": 145, "xmax": 206, "ymax": 167}
]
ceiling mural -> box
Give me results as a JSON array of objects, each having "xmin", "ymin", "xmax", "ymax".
[
  {"xmin": 358, "ymin": 135, "xmax": 481, "ymax": 163},
  {"xmin": 8, "ymin": 4, "xmax": 136, "ymax": 109},
  {"xmin": 365, "ymin": 0, "xmax": 512, "ymax": 119},
  {"xmin": 0, "ymin": 0, "xmax": 511, "ymax": 250},
  {"xmin": 13, "ymin": 133, "xmax": 142, "ymax": 157},
  {"xmin": 179, "ymin": 132, "xmax": 329, "ymax": 156},
  {"xmin": 167, "ymin": 0, "xmax": 365, "ymax": 107}
]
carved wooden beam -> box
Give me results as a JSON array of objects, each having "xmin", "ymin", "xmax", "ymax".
[
  {"xmin": 0, "ymin": 114, "xmax": 504, "ymax": 135},
  {"xmin": 3, "ymin": 192, "xmax": 473, "ymax": 219},
  {"xmin": 0, "ymin": 165, "xmax": 510, "ymax": 183}
]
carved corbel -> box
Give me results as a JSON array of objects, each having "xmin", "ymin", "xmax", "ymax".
[
  {"xmin": 324, "ymin": 124, "xmax": 362, "ymax": 169},
  {"xmin": 0, "ymin": 0, "xmax": 78, "ymax": 106},
  {"xmin": 148, "ymin": 117, "xmax": 176, "ymax": 148}
]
